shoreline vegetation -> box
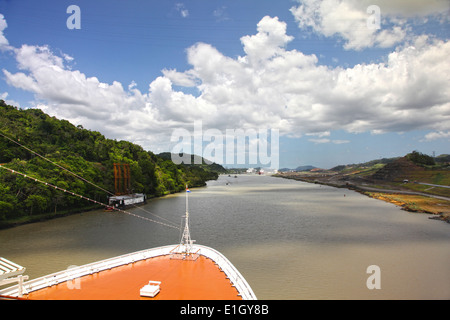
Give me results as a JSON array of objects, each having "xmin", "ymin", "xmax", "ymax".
[
  {"xmin": 1, "ymin": 100, "xmax": 449, "ymax": 228},
  {"xmin": 0, "ymin": 184, "xmax": 203, "ymax": 229},
  {"xmin": 274, "ymin": 154, "xmax": 450, "ymax": 224},
  {"xmin": 0, "ymin": 101, "xmax": 226, "ymax": 229}
]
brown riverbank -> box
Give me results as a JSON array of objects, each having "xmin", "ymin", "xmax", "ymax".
[
  {"xmin": 274, "ymin": 171, "xmax": 450, "ymax": 223},
  {"xmin": 363, "ymin": 192, "xmax": 450, "ymax": 223}
]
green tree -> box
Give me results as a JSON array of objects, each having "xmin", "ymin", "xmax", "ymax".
[
  {"xmin": 406, "ymin": 151, "xmax": 435, "ymax": 166},
  {"xmin": 0, "ymin": 100, "xmax": 225, "ymax": 225},
  {"xmin": 0, "ymin": 201, "xmax": 13, "ymax": 220},
  {"xmin": 25, "ymin": 195, "xmax": 48, "ymax": 215}
]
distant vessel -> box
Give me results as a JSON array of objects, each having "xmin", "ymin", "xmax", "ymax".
[
  {"xmin": 0, "ymin": 187, "xmax": 257, "ymax": 300},
  {"xmin": 108, "ymin": 193, "xmax": 146, "ymax": 208}
]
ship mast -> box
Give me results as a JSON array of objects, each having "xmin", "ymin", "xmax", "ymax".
[{"xmin": 180, "ymin": 185, "xmax": 193, "ymax": 254}]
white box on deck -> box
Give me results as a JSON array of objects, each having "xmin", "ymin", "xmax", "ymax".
[{"xmin": 140, "ymin": 281, "xmax": 161, "ymax": 297}]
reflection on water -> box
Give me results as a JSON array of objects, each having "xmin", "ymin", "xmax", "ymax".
[{"xmin": 1, "ymin": 175, "xmax": 449, "ymax": 299}]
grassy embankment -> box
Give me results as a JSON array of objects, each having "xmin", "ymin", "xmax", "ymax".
[
  {"xmin": 364, "ymin": 159, "xmax": 450, "ymax": 222},
  {"xmin": 276, "ymin": 155, "xmax": 450, "ymax": 223}
]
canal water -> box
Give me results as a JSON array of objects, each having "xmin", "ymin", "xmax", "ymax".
[{"xmin": 1, "ymin": 175, "xmax": 449, "ymax": 299}]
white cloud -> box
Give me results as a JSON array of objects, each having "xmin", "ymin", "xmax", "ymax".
[
  {"xmin": 422, "ymin": 131, "xmax": 450, "ymax": 141},
  {"xmin": 128, "ymin": 80, "xmax": 137, "ymax": 91},
  {"xmin": 290, "ymin": 0, "xmax": 449, "ymax": 50},
  {"xmin": 0, "ymin": 14, "xmax": 10, "ymax": 50},
  {"xmin": 162, "ymin": 69, "xmax": 198, "ymax": 87},
  {"xmin": 332, "ymin": 140, "xmax": 350, "ymax": 145},
  {"xmin": 371, "ymin": 0, "xmax": 449, "ymax": 17},
  {"xmin": 240, "ymin": 16, "xmax": 294, "ymax": 64},
  {"xmin": 63, "ymin": 53, "xmax": 74, "ymax": 62},
  {"xmin": 309, "ymin": 138, "xmax": 331, "ymax": 144},
  {"xmin": 0, "ymin": 91, "xmax": 20, "ymax": 108},
  {"xmin": 175, "ymin": 3, "xmax": 189, "ymax": 18},
  {"xmin": 307, "ymin": 131, "xmax": 331, "ymax": 138},
  {"xmin": 213, "ymin": 6, "xmax": 230, "ymax": 22},
  {"xmin": 308, "ymin": 137, "xmax": 350, "ymax": 144},
  {"xmin": 2, "ymin": 15, "xmax": 450, "ymax": 153}
]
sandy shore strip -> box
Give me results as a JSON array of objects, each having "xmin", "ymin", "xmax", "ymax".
[{"xmin": 363, "ymin": 192, "xmax": 450, "ymax": 223}]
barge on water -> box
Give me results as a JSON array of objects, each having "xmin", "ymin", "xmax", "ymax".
[{"xmin": 108, "ymin": 193, "xmax": 146, "ymax": 209}]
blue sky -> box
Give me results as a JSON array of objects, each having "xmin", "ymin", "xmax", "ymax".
[{"xmin": 0, "ymin": 0, "xmax": 449, "ymax": 169}]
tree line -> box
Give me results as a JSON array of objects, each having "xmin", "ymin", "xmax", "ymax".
[{"xmin": 0, "ymin": 100, "xmax": 226, "ymax": 227}]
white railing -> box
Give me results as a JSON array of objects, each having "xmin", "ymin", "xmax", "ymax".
[
  {"xmin": 0, "ymin": 244, "xmax": 257, "ymax": 300},
  {"xmin": 0, "ymin": 257, "xmax": 26, "ymax": 281},
  {"xmin": 194, "ymin": 245, "xmax": 257, "ymax": 300},
  {"xmin": 0, "ymin": 246, "xmax": 174, "ymax": 298},
  {"xmin": 0, "ymin": 258, "xmax": 29, "ymax": 297}
]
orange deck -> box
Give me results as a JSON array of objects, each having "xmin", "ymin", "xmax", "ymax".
[{"xmin": 23, "ymin": 255, "xmax": 242, "ymax": 300}]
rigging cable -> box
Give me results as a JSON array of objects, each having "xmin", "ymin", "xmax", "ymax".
[
  {"xmin": 0, "ymin": 131, "xmax": 179, "ymax": 228},
  {"xmin": 0, "ymin": 131, "xmax": 111, "ymax": 194},
  {"xmin": 0, "ymin": 164, "xmax": 180, "ymax": 231}
]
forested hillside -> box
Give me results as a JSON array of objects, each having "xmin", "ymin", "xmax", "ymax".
[{"xmin": 0, "ymin": 100, "xmax": 224, "ymax": 227}]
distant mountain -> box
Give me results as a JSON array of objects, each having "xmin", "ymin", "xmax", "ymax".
[
  {"xmin": 278, "ymin": 165, "xmax": 317, "ymax": 172},
  {"xmin": 331, "ymin": 157, "xmax": 399, "ymax": 172},
  {"xmin": 295, "ymin": 165, "xmax": 317, "ymax": 172},
  {"xmin": 157, "ymin": 152, "xmax": 227, "ymax": 174},
  {"xmin": 370, "ymin": 157, "xmax": 423, "ymax": 182},
  {"xmin": 330, "ymin": 152, "xmax": 449, "ymax": 173}
]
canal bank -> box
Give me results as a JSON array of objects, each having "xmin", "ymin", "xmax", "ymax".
[{"xmin": 1, "ymin": 175, "xmax": 449, "ymax": 299}]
